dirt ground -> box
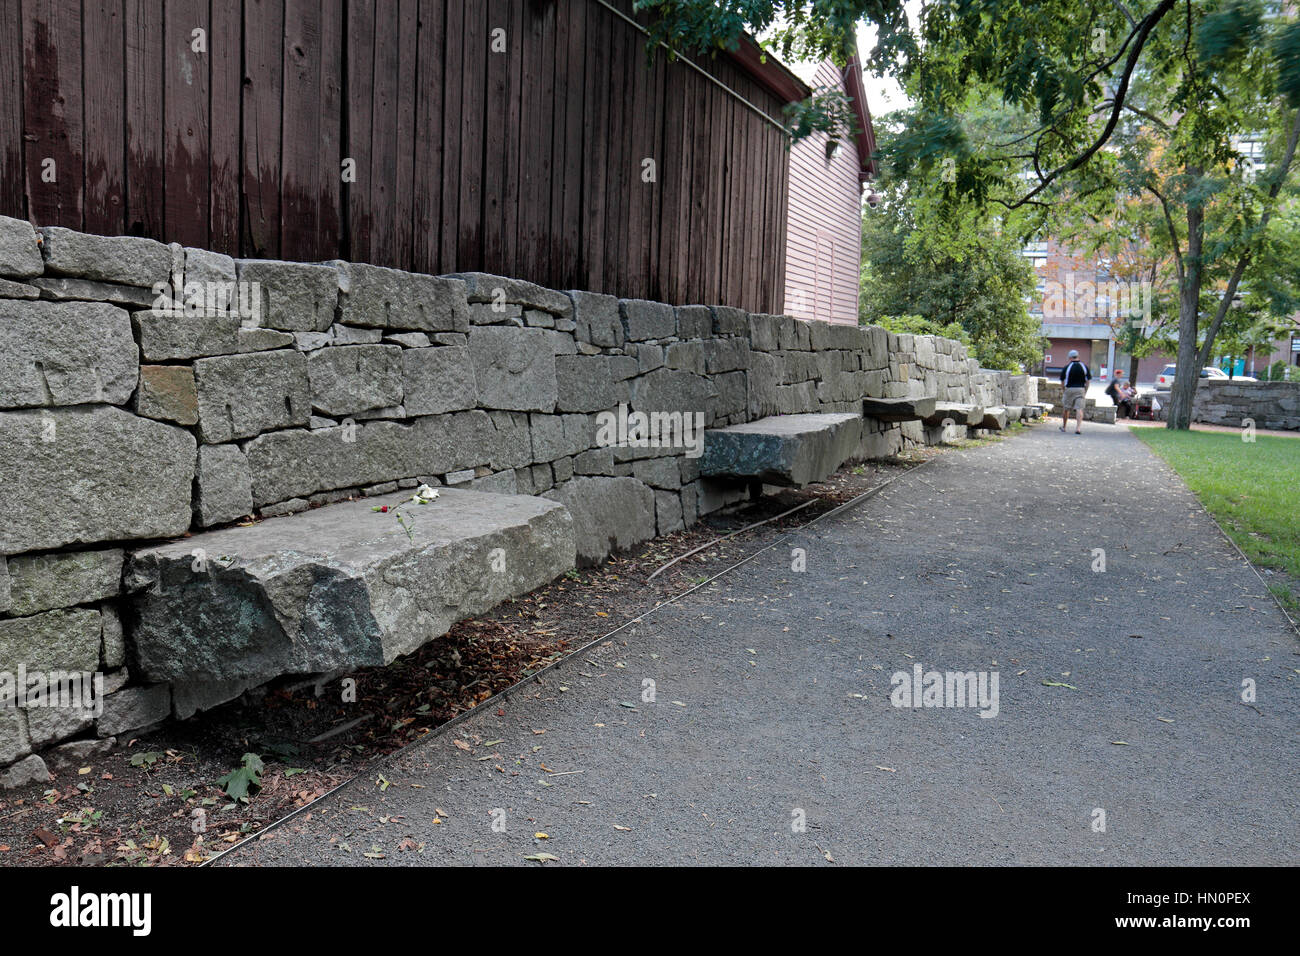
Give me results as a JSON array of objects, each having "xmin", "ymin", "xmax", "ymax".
[{"xmin": 0, "ymin": 439, "xmax": 978, "ymax": 867}]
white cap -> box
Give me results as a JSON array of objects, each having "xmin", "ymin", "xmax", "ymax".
[{"xmin": 1068, "ymin": 349, "xmax": 1079, "ymax": 358}]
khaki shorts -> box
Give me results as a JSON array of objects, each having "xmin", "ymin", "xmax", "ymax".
[{"xmin": 1063, "ymin": 387, "xmax": 1086, "ymax": 411}]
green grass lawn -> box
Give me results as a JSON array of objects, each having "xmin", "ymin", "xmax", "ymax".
[{"xmin": 1133, "ymin": 427, "xmax": 1300, "ymax": 609}]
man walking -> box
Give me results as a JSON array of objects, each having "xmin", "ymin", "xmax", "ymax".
[{"xmin": 1059, "ymin": 349, "xmax": 1091, "ymax": 434}]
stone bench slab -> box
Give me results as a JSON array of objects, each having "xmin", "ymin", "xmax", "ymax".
[
  {"xmin": 125, "ymin": 488, "xmax": 576, "ymax": 686},
  {"xmin": 922, "ymin": 401, "xmax": 983, "ymax": 426},
  {"xmin": 862, "ymin": 395, "xmax": 936, "ymax": 422},
  {"xmin": 978, "ymin": 406, "xmax": 1010, "ymax": 430},
  {"xmin": 700, "ymin": 412, "xmax": 862, "ymax": 487}
]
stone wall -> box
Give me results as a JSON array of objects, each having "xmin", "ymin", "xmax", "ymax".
[
  {"xmin": 0, "ymin": 215, "xmax": 1024, "ymax": 777},
  {"xmin": 1192, "ymin": 379, "xmax": 1300, "ymax": 431}
]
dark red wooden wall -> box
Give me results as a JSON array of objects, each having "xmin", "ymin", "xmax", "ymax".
[{"xmin": 0, "ymin": 0, "xmax": 791, "ymax": 311}]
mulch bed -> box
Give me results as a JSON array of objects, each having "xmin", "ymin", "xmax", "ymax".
[{"xmin": 0, "ymin": 444, "xmax": 959, "ymax": 866}]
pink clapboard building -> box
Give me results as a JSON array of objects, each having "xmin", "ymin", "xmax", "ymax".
[{"xmin": 782, "ymin": 51, "xmax": 876, "ymax": 326}]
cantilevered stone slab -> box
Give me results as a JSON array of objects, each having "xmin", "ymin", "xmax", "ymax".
[
  {"xmin": 700, "ymin": 413, "xmax": 862, "ymax": 487},
  {"xmin": 862, "ymin": 395, "xmax": 936, "ymax": 423},
  {"xmin": 922, "ymin": 402, "xmax": 984, "ymax": 427},
  {"xmin": 125, "ymin": 489, "xmax": 576, "ymax": 684},
  {"xmin": 978, "ymin": 406, "xmax": 1009, "ymax": 430}
]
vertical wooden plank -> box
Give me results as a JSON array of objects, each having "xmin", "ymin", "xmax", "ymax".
[
  {"xmin": 0, "ymin": 0, "xmax": 23, "ymax": 219},
  {"xmin": 393, "ymin": 0, "xmax": 418, "ymax": 269},
  {"xmin": 684, "ymin": 62, "xmax": 707, "ymax": 304},
  {"xmin": 319, "ymin": 0, "xmax": 344, "ymax": 261},
  {"xmin": 727, "ymin": 68, "xmax": 748, "ymax": 310},
  {"xmin": 25, "ymin": 0, "xmax": 84, "ymax": 229},
  {"xmin": 241, "ymin": 0, "xmax": 283, "ymax": 257},
  {"xmin": 411, "ymin": 0, "xmax": 445, "ymax": 275},
  {"xmin": 580, "ymin": 0, "xmax": 608, "ymax": 291},
  {"xmin": 209, "ymin": 0, "xmax": 242, "ymax": 255},
  {"xmin": 757, "ymin": 125, "xmax": 775, "ymax": 312},
  {"xmin": 733, "ymin": 74, "xmax": 754, "ymax": 308},
  {"xmin": 711, "ymin": 77, "xmax": 731, "ymax": 304},
  {"xmin": 458, "ymin": 0, "xmax": 487, "ymax": 270},
  {"xmin": 280, "ymin": 0, "xmax": 322, "ymax": 261},
  {"xmin": 600, "ymin": 6, "xmax": 628, "ymax": 295},
  {"xmin": 346, "ymin": 0, "xmax": 375, "ymax": 263},
  {"xmin": 555, "ymin": 0, "xmax": 584, "ymax": 288},
  {"xmin": 82, "ymin": 0, "xmax": 126, "ymax": 236},
  {"xmin": 774, "ymin": 128, "xmax": 785, "ymax": 310},
  {"xmin": 281, "ymin": 0, "xmax": 342, "ymax": 263},
  {"xmin": 598, "ymin": 6, "xmax": 624, "ymax": 295},
  {"xmin": 481, "ymin": 0, "xmax": 510, "ymax": 274},
  {"xmin": 164, "ymin": 0, "xmax": 210, "ymax": 248},
  {"xmin": 368, "ymin": 0, "xmax": 397, "ymax": 265},
  {"xmin": 668, "ymin": 63, "xmax": 694, "ymax": 304},
  {"xmin": 125, "ymin": 0, "xmax": 163, "ymax": 237},
  {"xmin": 624, "ymin": 25, "xmax": 648, "ymax": 299},
  {"xmin": 439, "ymin": 0, "xmax": 463, "ymax": 270},
  {"xmin": 646, "ymin": 48, "xmax": 666, "ymax": 300},
  {"xmin": 655, "ymin": 62, "xmax": 680, "ymax": 303},
  {"xmin": 516, "ymin": 0, "xmax": 550, "ymax": 282}
]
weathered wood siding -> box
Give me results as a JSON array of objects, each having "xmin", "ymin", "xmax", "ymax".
[{"xmin": 0, "ymin": 0, "xmax": 791, "ymax": 310}]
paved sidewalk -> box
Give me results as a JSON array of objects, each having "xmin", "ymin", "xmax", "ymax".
[{"xmin": 221, "ymin": 424, "xmax": 1299, "ymax": 866}]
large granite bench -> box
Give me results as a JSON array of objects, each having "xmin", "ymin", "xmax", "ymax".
[
  {"xmin": 921, "ymin": 402, "xmax": 984, "ymax": 426},
  {"xmin": 700, "ymin": 412, "xmax": 862, "ymax": 487},
  {"xmin": 862, "ymin": 396, "xmax": 937, "ymax": 423},
  {"xmin": 124, "ymin": 488, "xmax": 576, "ymax": 695},
  {"xmin": 978, "ymin": 406, "xmax": 1010, "ymax": 430}
]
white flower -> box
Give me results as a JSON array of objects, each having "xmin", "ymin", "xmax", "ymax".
[{"xmin": 413, "ymin": 483, "xmax": 440, "ymax": 503}]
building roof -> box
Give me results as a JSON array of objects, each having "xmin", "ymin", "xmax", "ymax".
[{"xmin": 727, "ymin": 36, "xmax": 875, "ymax": 182}]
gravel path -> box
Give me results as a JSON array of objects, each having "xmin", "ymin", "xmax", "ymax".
[{"xmin": 219, "ymin": 424, "xmax": 1299, "ymax": 866}]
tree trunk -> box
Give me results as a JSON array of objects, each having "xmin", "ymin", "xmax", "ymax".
[{"xmin": 1167, "ymin": 179, "xmax": 1204, "ymax": 430}]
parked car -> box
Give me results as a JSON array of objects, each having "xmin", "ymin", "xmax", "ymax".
[{"xmin": 1154, "ymin": 365, "xmax": 1257, "ymax": 388}]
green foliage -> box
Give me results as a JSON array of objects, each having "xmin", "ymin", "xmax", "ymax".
[
  {"xmin": 871, "ymin": 313, "xmax": 971, "ymax": 347},
  {"xmin": 1197, "ymin": 0, "xmax": 1264, "ymax": 68},
  {"xmin": 216, "ymin": 753, "xmax": 265, "ymax": 803},
  {"xmin": 859, "ymin": 115, "xmax": 1041, "ymax": 371},
  {"xmin": 635, "ymin": 1, "xmax": 912, "ymax": 141},
  {"xmin": 1276, "ymin": 21, "xmax": 1300, "ymax": 107}
]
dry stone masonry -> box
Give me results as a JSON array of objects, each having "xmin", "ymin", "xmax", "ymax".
[{"xmin": 0, "ymin": 215, "xmax": 1031, "ymax": 779}]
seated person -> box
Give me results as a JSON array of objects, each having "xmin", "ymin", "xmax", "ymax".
[{"xmin": 1105, "ymin": 370, "xmax": 1137, "ymax": 418}]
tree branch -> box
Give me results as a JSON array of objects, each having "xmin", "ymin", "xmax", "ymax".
[
  {"xmin": 1003, "ymin": 0, "xmax": 1179, "ymax": 209},
  {"xmin": 1196, "ymin": 107, "xmax": 1300, "ymax": 366},
  {"xmin": 1146, "ymin": 183, "xmax": 1185, "ymax": 283}
]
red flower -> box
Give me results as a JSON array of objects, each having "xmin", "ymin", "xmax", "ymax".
[{"xmin": 380, "ymin": 506, "xmax": 389, "ymax": 513}]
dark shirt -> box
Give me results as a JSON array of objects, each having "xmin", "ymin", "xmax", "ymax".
[{"xmin": 1061, "ymin": 360, "xmax": 1091, "ymax": 389}]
